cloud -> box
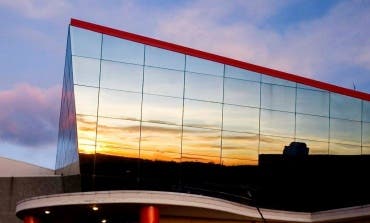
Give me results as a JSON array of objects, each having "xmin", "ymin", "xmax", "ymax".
[
  {"xmin": 0, "ymin": 84, "xmax": 60, "ymax": 147},
  {"xmin": 154, "ymin": 0, "xmax": 370, "ymax": 92},
  {"xmin": 0, "ymin": 0, "xmax": 71, "ymax": 19}
]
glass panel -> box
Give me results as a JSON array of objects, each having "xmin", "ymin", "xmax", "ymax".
[
  {"xmin": 225, "ymin": 65, "xmax": 260, "ymax": 81},
  {"xmin": 72, "ymin": 56, "xmax": 100, "ymax": 87},
  {"xmin": 363, "ymin": 100, "xmax": 370, "ymax": 122},
  {"xmin": 98, "ymin": 89, "xmax": 141, "ymax": 121},
  {"xmin": 221, "ymin": 157, "xmax": 256, "ymax": 166},
  {"xmin": 260, "ymin": 110, "xmax": 295, "ymax": 137},
  {"xmin": 221, "ymin": 131, "xmax": 258, "ymax": 165},
  {"xmin": 363, "ymin": 147, "xmax": 370, "ymax": 155},
  {"xmin": 295, "ymin": 138, "xmax": 328, "ymax": 154},
  {"xmin": 145, "ymin": 46, "xmax": 185, "ymax": 70},
  {"xmin": 330, "ymin": 118, "xmax": 361, "ymax": 145},
  {"xmin": 102, "ymin": 34, "xmax": 144, "ymax": 64},
  {"xmin": 74, "ymin": 85, "xmax": 99, "ymax": 115},
  {"xmin": 297, "ymin": 83, "xmax": 325, "ymax": 91},
  {"xmin": 76, "ymin": 115, "xmax": 96, "ymax": 149},
  {"xmin": 96, "ymin": 117, "xmax": 140, "ymax": 158},
  {"xmin": 182, "ymin": 126, "xmax": 221, "ymax": 163},
  {"xmin": 363, "ymin": 122, "xmax": 370, "ymax": 147},
  {"xmin": 261, "ymin": 84, "xmax": 296, "ymax": 112},
  {"xmin": 100, "ymin": 60, "xmax": 143, "ymax": 92},
  {"xmin": 70, "ymin": 26, "xmax": 101, "ymax": 58},
  {"xmin": 142, "ymin": 94, "xmax": 183, "ymax": 126},
  {"xmin": 329, "ymin": 143, "xmax": 361, "ymax": 155},
  {"xmin": 296, "ymin": 114, "xmax": 329, "ymax": 142},
  {"xmin": 78, "ymin": 144, "xmax": 96, "ymax": 155},
  {"xmin": 185, "ymin": 72, "xmax": 223, "ymax": 102},
  {"xmin": 330, "ymin": 93, "xmax": 361, "ymax": 121},
  {"xmin": 259, "ymin": 135, "xmax": 294, "ymax": 154},
  {"xmin": 140, "ymin": 150, "xmax": 181, "ymax": 162},
  {"xmin": 143, "ymin": 67, "xmax": 184, "ymax": 97},
  {"xmin": 223, "ymin": 104, "xmax": 259, "ymax": 133},
  {"xmin": 181, "ymin": 154, "xmax": 220, "ymax": 164},
  {"xmin": 186, "ymin": 55, "xmax": 224, "ymax": 76},
  {"xmin": 296, "ymin": 88, "xmax": 329, "ymax": 116},
  {"xmin": 224, "ymin": 78, "xmax": 260, "ymax": 107},
  {"xmin": 140, "ymin": 122, "xmax": 181, "ymax": 161},
  {"xmin": 183, "ymin": 99, "xmax": 222, "ymax": 129},
  {"xmin": 261, "ymin": 74, "xmax": 296, "ymax": 87}
]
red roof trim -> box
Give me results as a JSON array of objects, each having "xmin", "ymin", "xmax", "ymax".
[{"xmin": 70, "ymin": 18, "xmax": 370, "ymax": 101}]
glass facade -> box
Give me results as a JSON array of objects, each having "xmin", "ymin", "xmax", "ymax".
[{"xmin": 56, "ymin": 23, "xmax": 370, "ymax": 203}]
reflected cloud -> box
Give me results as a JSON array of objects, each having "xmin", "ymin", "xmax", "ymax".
[
  {"xmin": 143, "ymin": 119, "xmax": 178, "ymax": 126},
  {"xmin": 259, "ymin": 135, "xmax": 293, "ymax": 154}
]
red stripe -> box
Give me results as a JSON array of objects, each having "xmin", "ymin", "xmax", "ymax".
[{"xmin": 70, "ymin": 18, "xmax": 370, "ymax": 101}]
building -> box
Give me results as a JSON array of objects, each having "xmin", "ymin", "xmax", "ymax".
[{"xmin": 10, "ymin": 18, "xmax": 370, "ymax": 222}]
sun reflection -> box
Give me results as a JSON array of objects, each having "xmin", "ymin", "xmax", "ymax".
[{"xmin": 76, "ymin": 116, "xmax": 265, "ymax": 165}]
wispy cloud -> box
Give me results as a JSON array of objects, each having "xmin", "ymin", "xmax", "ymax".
[
  {"xmin": 0, "ymin": 84, "xmax": 60, "ymax": 147},
  {"xmin": 154, "ymin": 0, "xmax": 370, "ymax": 91},
  {"xmin": 0, "ymin": 0, "xmax": 71, "ymax": 19}
]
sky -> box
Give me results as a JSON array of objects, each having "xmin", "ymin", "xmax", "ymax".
[{"xmin": 0, "ymin": 0, "xmax": 369, "ymax": 169}]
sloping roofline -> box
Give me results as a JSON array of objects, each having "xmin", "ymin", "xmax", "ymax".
[{"xmin": 70, "ymin": 18, "xmax": 370, "ymax": 101}]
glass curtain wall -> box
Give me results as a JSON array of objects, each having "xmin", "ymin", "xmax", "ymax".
[{"xmin": 65, "ymin": 26, "xmax": 370, "ymax": 173}]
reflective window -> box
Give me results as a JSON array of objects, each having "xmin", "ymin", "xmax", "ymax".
[
  {"xmin": 363, "ymin": 147, "xmax": 370, "ymax": 155},
  {"xmin": 98, "ymin": 89, "xmax": 141, "ymax": 121},
  {"xmin": 143, "ymin": 67, "xmax": 184, "ymax": 97},
  {"xmin": 182, "ymin": 126, "xmax": 221, "ymax": 162},
  {"xmin": 140, "ymin": 122, "xmax": 181, "ymax": 161},
  {"xmin": 259, "ymin": 135, "xmax": 294, "ymax": 154},
  {"xmin": 78, "ymin": 144, "xmax": 96, "ymax": 155},
  {"xmin": 329, "ymin": 143, "xmax": 361, "ymax": 155},
  {"xmin": 96, "ymin": 117, "xmax": 140, "ymax": 158},
  {"xmin": 224, "ymin": 78, "xmax": 260, "ymax": 107},
  {"xmin": 296, "ymin": 114, "xmax": 329, "ymax": 142},
  {"xmin": 363, "ymin": 122, "xmax": 370, "ymax": 147},
  {"xmin": 140, "ymin": 150, "xmax": 181, "ymax": 163},
  {"xmin": 102, "ymin": 34, "xmax": 144, "ymax": 64},
  {"xmin": 330, "ymin": 118, "xmax": 361, "ymax": 145},
  {"xmin": 260, "ymin": 109, "xmax": 295, "ymax": 137},
  {"xmin": 186, "ymin": 56, "xmax": 224, "ymax": 76},
  {"xmin": 142, "ymin": 94, "xmax": 183, "ymax": 126},
  {"xmin": 295, "ymin": 138, "xmax": 328, "ymax": 154},
  {"xmin": 221, "ymin": 157, "xmax": 256, "ymax": 166},
  {"xmin": 297, "ymin": 88, "xmax": 329, "ymax": 116},
  {"xmin": 330, "ymin": 93, "xmax": 361, "ymax": 121},
  {"xmin": 261, "ymin": 74, "xmax": 296, "ymax": 87},
  {"xmin": 181, "ymin": 153, "xmax": 220, "ymax": 164},
  {"xmin": 76, "ymin": 114, "xmax": 97, "ymax": 148},
  {"xmin": 183, "ymin": 99, "xmax": 222, "ymax": 129},
  {"xmin": 100, "ymin": 61, "xmax": 143, "ymax": 92},
  {"xmin": 225, "ymin": 65, "xmax": 260, "ymax": 82},
  {"xmin": 297, "ymin": 83, "xmax": 325, "ymax": 91},
  {"xmin": 221, "ymin": 131, "xmax": 258, "ymax": 165},
  {"xmin": 74, "ymin": 85, "xmax": 99, "ymax": 115},
  {"xmin": 223, "ymin": 104, "xmax": 259, "ymax": 133},
  {"xmin": 185, "ymin": 72, "xmax": 223, "ymax": 102},
  {"xmin": 363, "ymin": 100, "xmax": 370, "ymax": 122},
  {"xmin": 145, "ymin": 46, "xmax": 185, "ymax": 70},
  {"xmin": 72, "ymin": 56, "xmax": 100, "ymax": 87},
  {"xmin": 70, "ymin": 26, "xmax": 101, "ymax": 58},
  {"xmin": 261, "ymin": 84, "xmax": 296, "ymax": 112}
]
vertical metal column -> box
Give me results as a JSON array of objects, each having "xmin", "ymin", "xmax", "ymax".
[{"xmin": 140, "ymin": 205, "xmax": 159, "ymax": 223}]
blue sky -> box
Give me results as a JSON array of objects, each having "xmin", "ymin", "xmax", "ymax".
[{"xmin": 0, "ymin": 0, "xmax": 369, "ymax": 169}]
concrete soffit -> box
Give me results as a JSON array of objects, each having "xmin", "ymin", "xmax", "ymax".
[{"xmin": 16, "ymin": 190, "xmax": 370, "ymax": 222}]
